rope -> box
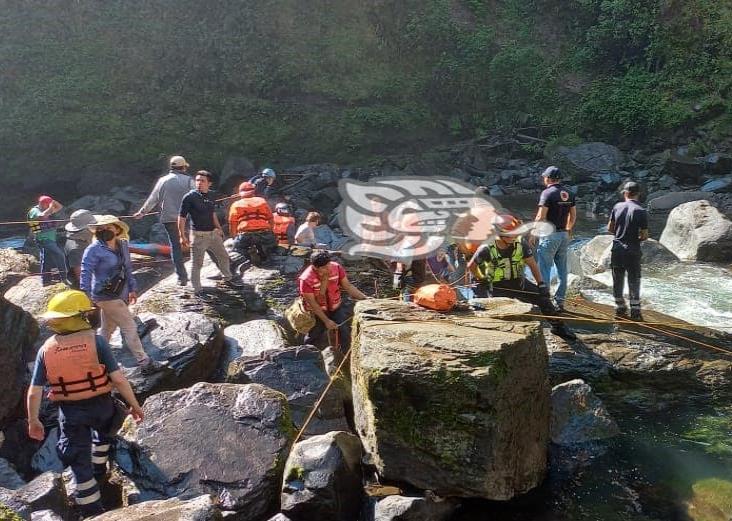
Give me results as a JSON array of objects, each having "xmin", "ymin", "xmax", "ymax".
[{"xmin": 0, "ymin": 211, "xmax": 161, "ymax": 228}]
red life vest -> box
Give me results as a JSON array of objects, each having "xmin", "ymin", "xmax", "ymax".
[
  {"xmin": 298, "ymin": 262, "xmax": 342, "ymax": 311},
  {"xmin": 273, "ymin": 214, "xmax": 295, "ymax": 245},
  {"xmin": 41, "ymin": 330, "xmax": 112, "ymax": 401},
  {"xmin": 228, "ymin": 197, "xmax": 273, "ymax": 234}
]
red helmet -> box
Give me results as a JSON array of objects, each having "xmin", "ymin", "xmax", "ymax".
[
  {"xmin": 238, "ymin": 182, "xmax": 255, "ymax": 197},
  {"xmin": 38, "ymin": 195, "xmax": 53, "ymax": 206},
  {"xmin": 494, "ymin": 214, "xmax": 522, "ymax": 235}
]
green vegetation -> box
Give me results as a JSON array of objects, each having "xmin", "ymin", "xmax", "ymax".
[
  {"xmin": 0, "ymin": 0, "xmax": 730, "ymax": 183},
  {"xmin": 683, "ymin": 409, "xmax": 732, "ymax": 459},
  {"xmin": 0, "ymin": 503, "xmax": 22, "ymax": 521}
]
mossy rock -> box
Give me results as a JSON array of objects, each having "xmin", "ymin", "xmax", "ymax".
[{"xmin": 688, "ymin": 478, "xmax": 732, "ymax": 521}]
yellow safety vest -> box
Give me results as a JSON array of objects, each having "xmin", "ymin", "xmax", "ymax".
[{"xmin": 476, "ymin": 242, "xmax": 525, "ymax": 282}]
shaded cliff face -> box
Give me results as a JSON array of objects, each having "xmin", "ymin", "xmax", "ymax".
[{"xmin": 1, "ymin": 0, "xmax": 730, "ymax": 217}]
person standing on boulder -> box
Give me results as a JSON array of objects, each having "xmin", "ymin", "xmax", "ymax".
[
  {"xmin": 608, "ymin": 181, "xmax": 649, "ymax": 321},
  {"xmin": 27, "ymin": 290, "xmax": 144, "ymax": 517},
  {"xmin": 64, "ymin": 210, "xmax": 97, "ymax": 289},
  {"xmin": 178, "ymin": 170, "xmax": 243, "ymax": 296},
  {"xmin": 533, "ymin": 166, "xmax": 576, "ymax": 312},
  {"xmin": 80, "ymin": 215, "xmax": 161, "ymax": 373},
  {"xmin": 468, "ymin": 214, "xmax": 577, "ymax": 341},
  {"xmin": 133, "ymin": 155, "xmax": 194, "ymax": 286},
  {"xmin": 27, "ymin": 195, "xmax": 67, "ymax": 286},
  {"xmin": 299, "ymin": 250, "xmax": 368, "ymax": 351}
]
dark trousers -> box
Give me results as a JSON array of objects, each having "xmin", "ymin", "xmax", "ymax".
[
  {"xmin": 304, "ymin": 305, "xmax": 351, "ymax": 351},
  {"xmin": 57, "ymin": 394, "xmax": 115, "ymax": 516},
  {"xmin": 163, "ymin": 222, "xmax": 188, "ymax": 282},
  {"xmin": 233, "ymin": 230, "xmax": 277, "ymax": 255},
  {"xmin": 475, "ymin": 278, "xmax": 559, "ymax": 323},
  {"xmin": 38, "ymin": 239, "xmax": 67, "ymax": 286},
  {"xmin": 611, "ymin": 248, "xmax": 641, "ymax": 312}
]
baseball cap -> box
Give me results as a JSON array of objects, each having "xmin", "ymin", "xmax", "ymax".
[
  {"xmin": 170, "ymin": 155, "xmax": 189, "ymax": 168},
  {"xmin": 541, "ymin": 166, "xmax": 561, "ymax": 179},
  {"xmin": 621, "ymin": 181, "xmax": 640, "ymax": 194},
  {"xmin": 38, "ymin": 195, "xmax": 53, "ymax": 206}
]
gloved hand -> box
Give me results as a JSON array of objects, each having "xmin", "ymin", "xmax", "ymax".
[{"xmin": 537, "ymin": 282, "xmax": 550, "ymax": 298}]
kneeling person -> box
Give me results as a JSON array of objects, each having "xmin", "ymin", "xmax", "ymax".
[
  {"xmin": 179, "ymin": 170, "xmax": 242, "ymax": 294},
  {"xmin": 27, "ymin": 290, "xmax": 144, "ymax": 517},
  {"xmin": 228, "ymin": 182, "xmax": 277, "ymax": 264},
  {"xmin": 299, "ymin": 251, "xmax": 368, "ymax": 351},
  {"xmin": 467, "ymin": 215, "xmax": 576, "ymax": 341}
]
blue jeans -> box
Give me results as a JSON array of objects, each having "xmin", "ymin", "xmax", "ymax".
[
  {"xmin": 536, "ymin": 231, "xmax": 570, "ymax": 306},
  {"xmin": 163, "ymin": 222, "xmax": 188, "ymax": 282},
  {"xmin": 38, "ymin": 238, "xmax": 67, "ymax": 285}
]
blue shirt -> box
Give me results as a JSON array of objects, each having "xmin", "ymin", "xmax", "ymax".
[
  {"xmin": 80, "ymin": 240, "xmax": 138, "ymax": 302},
  {"xmin": 31, "ymin": 335, "xmax": 118, "ymax": 387}
]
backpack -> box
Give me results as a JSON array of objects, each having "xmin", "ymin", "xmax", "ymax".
[{"xmin": 285, "ymin": 297, "xmax": 316, "ymax": 334}]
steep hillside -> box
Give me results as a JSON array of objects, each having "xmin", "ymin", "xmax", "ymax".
[{"xmin": 0, "ymin": 0, "xmax": 730, "ymax": 194}]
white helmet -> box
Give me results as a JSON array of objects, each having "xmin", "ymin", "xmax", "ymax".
[
  {"xmin": 275, "ymin": 202, "xmax": 289, "ymax": 214},
  {"xmin": 262, "ymin": 168, "xmax": 276, "ymax": 178}
]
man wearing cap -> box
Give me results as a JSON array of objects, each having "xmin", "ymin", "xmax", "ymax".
[
  {"xmin": 533, "ymin": 166, "xmax": 576, "ymax": 312},
  {"xmin": 28, "ymin": 195, "xmax": 67, "ymax": 286},
  {"xmin": 179, "ymin": 170, "xmax": 243, "ymax": 295},
  {"xmin": 608, "ymin": 181, "xmax": 649, "ymax": 320},
  {"xmin": 228, "ymin": 181, "xmax": 276, "ymax": 265},
  {"xmin": 133, "ymin": 155, "xmax": 194, "ymax": 286},
  {"xmin": 64, "ymin": 210, "xmax": 97, "ymax": 289}
]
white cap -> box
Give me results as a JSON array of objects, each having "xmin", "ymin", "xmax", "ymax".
[{"xmin": 170, "ymin": 155, "xmax": 189, "ymax": 168}]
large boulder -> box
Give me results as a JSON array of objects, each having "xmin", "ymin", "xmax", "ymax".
[
  {"xmin": 227, "ymin": 346, "xmax": 349, "ymax": 435},
  {"xmin": 0, "ymin": 472, "xmax": 68, "ymax": 520},
  {"xmin": 647, "ymin": 191, "xmax": 710, "ymax": 212},
  {"xmin": 116, "ymin": 383, "xmax": 294, "ymax": 520},
  {"xmin": 4, "ymin": 277, "xmax": 66, "ymax": 354},
  {"xmin": 372, "ymin": 495, "xmax": 459, "ymax": 521},
  {"xmin": 701, "ymin": 176, "xmax": 732, "ymax": 194},
  {"xmin": 0, "ymin": 297, "xmax": 39, "ymax": 428},
  {"xmin": 281, "ymin": 431, "xmax": 362, "ymax": 521},
  {"xmin": 659, "ymin": 200, "xmax": 732, "ymax": 261},
  {"xmin": 550, "ymin": 379, "xmax": 619, "ymax": 446},
  {"xmin": 0, "ymin": 458, "xmax": 25, "ymax": 490},
  {"xmin": 220, "ymin": 156, "xmax": 256, "ymax": 191},
  {"xmin": 548, "ymin": 142, "xmax": 624, "ymax": 181},
  {"xmin": 704, "ymin": 153, "xmax": 732, "ymax": 176},
  {"xmin": 663, "ymin": 152, "xmax": 706, "ymax": 183},
  {"xmin": 0, "ymin": 249, "xmax": 38, "ymax": 296},
  {"xmin": 225, "ymin": 320, "xmax": 289, "ymax": 360},
  {"xmin": 109, "ymin": 311, "xmax": 224, "ymax": 400},
  {"xmin": 88, "ymin": 495, "xmax": 222, "ymax": 521},
  {"xmin": 351, "ymin": 299, "xmax": 550, "ymax": 500},
  {"xmin": 569, "ymin": 236, "xmax": 677, "ymax": 276}
]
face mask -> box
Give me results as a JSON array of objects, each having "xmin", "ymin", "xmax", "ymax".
[{"xmin": 95, "ymin": 229, "xmax": 115, "ymax": 242}]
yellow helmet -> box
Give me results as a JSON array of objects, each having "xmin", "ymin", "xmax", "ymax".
[{"xmin": 41, "ymin": 290, "xmax": 94, "ymax": 320}]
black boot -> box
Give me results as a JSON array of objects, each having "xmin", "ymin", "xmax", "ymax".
[{"xmin": 550, "ymin": 323, "xmax": 577, "ymax": 341}]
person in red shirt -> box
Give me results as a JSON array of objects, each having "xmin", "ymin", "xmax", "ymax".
[{"xmin": 298, "ymin": 250, "xmax": 368, "ymax": 351}]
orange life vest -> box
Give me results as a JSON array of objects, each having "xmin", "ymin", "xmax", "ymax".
[
  {"xmin": 298, "ymin": 262, "xmax": 343, "ymax": 312},
  {"xmin": 273, "ymin": 214, "xmax": 295, "ymax": 245},
  {"xmin": 228, "ymin": 197, "xmax": 273, "ymax": 234},
  {"xmin": 41, "ymin": 330, "xmax": 112, "ymax": 401}
]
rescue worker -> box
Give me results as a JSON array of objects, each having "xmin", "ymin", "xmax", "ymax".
[
  {"xmin": 250, "ymin": 167, "xmax": 280, "ymax": 204},
  {"xmin": 228, "ymin": 181, "xmax": 276, "ymax": 265},
  {"xmin": 299, "ymin": 250, "xmax": 368, "ymax": 351},
  {"xmin": 28, "ymin": 195, "xmax": 67, "ymax": 286},
  {"xmin": 467, "ymin": 214, "xmax": 577, "ymax": 341},
  {"xmin": 64, "ymin": 210, "xmax": 97, "ymax": 289},
  {"xmin": 133, "ymin": 155, "xmax": 194, "ymax": 286},
  {"xmin": 27, "ymin": 290, "xmax": 144, "ymax": 517},
  {"xmin": 273, "ymin": 202, "xmax": 296, "ymax": 248},
  {"xmin": 608, "ymin": 181, "xmax": 649, "ymax": 320},
  {"xmin": 533, "ymin": 166, "xmax": 576, "ymax": 312}
]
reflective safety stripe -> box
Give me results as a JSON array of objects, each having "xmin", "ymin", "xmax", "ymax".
[
  {"xmin": 76, "ymin": 478, "xmax": 97, "ymax": 491},
  {"xmin": 478, "ymin": 242, "xmax": 525, "ymax": 282},
  {"xmin": 93, "ymin": 443, "xmax": 110, "ymax": 452},
  {"xmin": 92, "ymin": 455, "xmax": 108, "ymax": 464},
  {"xmin": 76, "ymin": 491, "xmax": 101, "ymax": 505}
]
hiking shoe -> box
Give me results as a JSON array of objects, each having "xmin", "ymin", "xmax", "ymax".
[
  {"xmin": 139, "ymin": 358, "xmax": 165, "ymax": 375},
  {"xmin": 177, "ymin": 278, "xmax": 189, "ymax": 287},
  {"xmin": 222, "ymin": 277, "xmax": 244, "ymax": 288},
  {"xmin": 550, "ymin": 324, "xmax": 577, "ymax": 341},
  {"xmin": 615, "ymin": 308, "xmax": 628, "ymax": 319},
  {"xmin": 555, "ymin": 304, "xmax": 566, "ymax": 314},
  {"xmin": 630, "ymin": 310, "xmax": 644, "ymax": 321}
]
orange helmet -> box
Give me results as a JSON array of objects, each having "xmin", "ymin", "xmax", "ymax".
[
  {"xmin": 494, "ymin": 214, "xmax": 522, "ymax": 235},
  {"xmin": 238, "ymin": 182, "xmax": 256, "ymax": 197}
]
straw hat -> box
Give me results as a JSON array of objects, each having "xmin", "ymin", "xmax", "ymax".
[{"xmin": 92, "ymin": 214, "xmax": 130, "ymax": 241}]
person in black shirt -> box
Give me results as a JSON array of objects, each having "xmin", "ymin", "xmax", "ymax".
[
  {"xmin": 608, "ymin": 181, "xmax": 649, "ymax": 320},
  {"xmin": 178, "ymin": 171, "xmax": 242, "ymax": 295},
  {"xmin": 534, "ymin": 166, "xmax": 576, "ymax": 312}
]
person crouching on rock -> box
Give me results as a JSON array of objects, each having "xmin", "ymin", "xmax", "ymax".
[
  {"xmin": 178, "ymin": 170, "xmax": 243, "ymax": 297},
  {"xmin": 80, "ymin": 215, "xmax": 162, "ymax": 374},
  {"xmin": 299, "ymin": 250, "xmax": 368, "ymax": 351},
  {"xmin": 27, "ymin": 290, "xmax": 144, "ymax": 518},
  {"xmin": 228, "ymin": 181, "xmax": 277, "ymax": 266},
  {"xmin": 467, "ymin": 214, "xmax": 577, "ymax": 341}
]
